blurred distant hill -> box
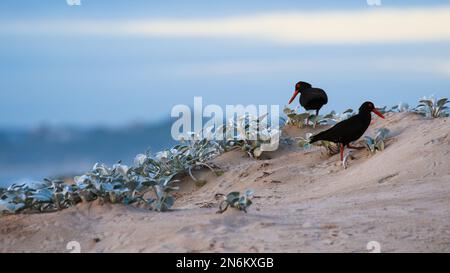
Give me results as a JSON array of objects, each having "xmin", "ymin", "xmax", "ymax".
[{"xmin": 0, "ymin": 120, "xmax": 176, "ymax": 185}]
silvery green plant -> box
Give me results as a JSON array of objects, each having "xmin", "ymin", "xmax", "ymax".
[
  {"xmin": 377, "ymin": 102, "xmax": 410, "ymax": 115},
  {"xmin": 1, "ymin": 132, "xmax": 225, "ymax": 214},
  {"xmin": 130, "ymin": 135, "xmax": 224, "ymax": 210},
  {"xmin": 296, "ymin": 133, "xmax": 339, "ymax": 155},
  {"xmin": 414, "ymin": 96, "xmax": 449, "ymax": 118},
  {"xmin": 284, "ymin": 107, "xmax": 355, "ymax": 128},
  {"xmin": 296, "ymin": 133, "xmax": 313, "ymax": 149},
  {"xmin": 391, "ymin": 102, "xmax": 410, "ymax": 113},
  {"xmin": 220, "ymin": 114, "xmax": 280, "ymax": 159},
  {"xmin": 216, "ymin": 190, "xmax": 254, "ymax": 214},
  {"xmin": 361, "ymin": 128, "xmax": 390, "ymax": 154},
  {"xmin": 316, "ymin": 109, "xmax": 355, "ymax": 126},
  {"xmin": 74, "ymin": 162, "xmax": 148, "ymax": 205},
  {"xmin": 0, "ymin": 179, "xmax": 76, "ymax": 214},
  {"xmin": 283, "ymin": 107, "xmax": 310, "ymax": 127}
]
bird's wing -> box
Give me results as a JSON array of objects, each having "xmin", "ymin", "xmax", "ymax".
[
  {"xmin": 311, "ymin": 115, "xmax": 362, "ymax": 143},
  {"xmin": 316, "ymin": 89, "xmax": 328, "ymax": 104},
  {"xmin": 301, "ymin": 88, "xmax": 328, "ymax": 108}
]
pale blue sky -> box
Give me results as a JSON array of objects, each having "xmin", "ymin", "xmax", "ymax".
[{"xmin": 1, "ymin": 0, "xmax": 449, "ymax": 128}]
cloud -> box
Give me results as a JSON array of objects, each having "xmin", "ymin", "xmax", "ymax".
[
  {"xmin": 2, "ymin": 6, "xmax": 450, "ymax": 44},
  {"xmin": 171, "ymin": 58, "xmax": 450, "ymax": 79},
  {"xmin": 374, "ymin": 58, "xmax": 450, "ymax": 78}
]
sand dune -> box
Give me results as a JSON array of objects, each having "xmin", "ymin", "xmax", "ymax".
[{"xmin": 1, "ymin": 112, "xmax": 449, "ymax": 253}]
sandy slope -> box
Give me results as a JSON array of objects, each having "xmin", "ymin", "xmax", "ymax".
[{"xmin": 1, "ymin": 112, "xmax": 449, "ymax": 253}]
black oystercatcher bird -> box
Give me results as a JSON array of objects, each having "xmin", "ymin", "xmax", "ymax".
[
  {"xmin": 288, "ymin": 81, "xmax": 328, "ymax": 127},
  {"xmin": 309, "ymin": 101, "xmax": 385, "ymax": 162}
]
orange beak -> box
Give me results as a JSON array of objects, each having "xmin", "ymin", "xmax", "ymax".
[
  {"xmin": 372, "ymin": 108, "xmax": 385, "ymax": 119},
  {"xmin": 288, "ymin": 90, "xmax": 299, "ymax": 104}
]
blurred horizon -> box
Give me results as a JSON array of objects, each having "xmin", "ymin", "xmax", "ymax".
[
  {"xmin": 1, "ymin": 0, "xmax": 450, "ymax": 128},
  {"xmin": 1, "ymin": 0, "xmax": 450, "ymax": 184}
]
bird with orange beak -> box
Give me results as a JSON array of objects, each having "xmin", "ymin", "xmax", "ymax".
[
  {"xmin": 309, "ymin": 101, "xmax": 385, "ymax": 164},
  {"xmin": 288, "ymin": 81, "xmax": 328, "ymax": 127}
]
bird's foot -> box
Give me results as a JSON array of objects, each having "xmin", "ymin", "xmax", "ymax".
[{"xmin": 342, "ymin": 151, "xmax": 354, "ymax": 169}]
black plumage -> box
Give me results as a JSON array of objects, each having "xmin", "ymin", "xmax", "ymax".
[
  {"xmin": 309, "ymin": 101, "xmax": 385, "ymax": 161},
  {"xmin": 288, "ymin": 81, "xmax": 328, "ymax": 119}
]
